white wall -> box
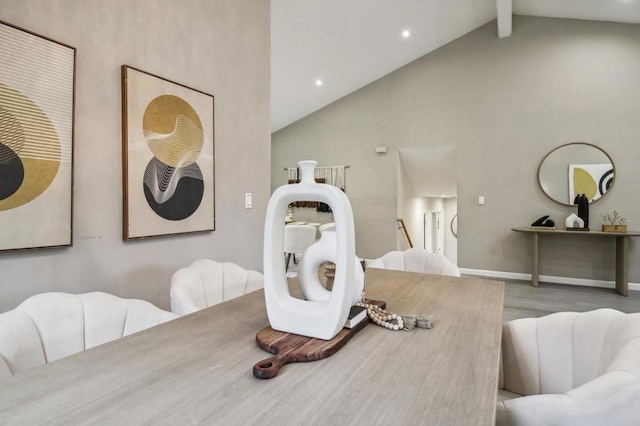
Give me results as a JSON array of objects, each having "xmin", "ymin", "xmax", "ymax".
[
  {"xmin": 0, "ymin": 0, "xmax": 271, "ymax": 312},
  {"xmin": 272, "ymin": 16, "xmax": 640, "ymax": 284}
]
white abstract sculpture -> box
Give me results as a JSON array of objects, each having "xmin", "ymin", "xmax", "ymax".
[
  {"xmin": 298, "ymin": 229, "xmax": 364, "ymax": 305},
  {"xmin": 263, "ymin": 160, "xmax": 360, "ymax": 340},
  {"xmin": 565, "ymin": 213, "xmax": 584, "ymax": 229}
]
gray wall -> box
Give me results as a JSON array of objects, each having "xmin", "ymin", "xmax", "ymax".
[
  {"xmin": 0, "ymin": 0, "xmax": 270, "ymax": 312},
  {"xmin": 272, "ymin": 16, "xmax": 640, "ymax": 284}
]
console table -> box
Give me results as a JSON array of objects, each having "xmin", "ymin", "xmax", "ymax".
[{"xmin": 512, "ymin": 227, "xmax": 640, "ymax": 296}]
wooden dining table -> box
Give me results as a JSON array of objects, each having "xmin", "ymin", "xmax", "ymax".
[{"xmin": 0, "ymin": 269, "xmax": 504, "ymax": 425}]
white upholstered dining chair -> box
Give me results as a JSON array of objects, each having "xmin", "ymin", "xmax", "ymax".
[
  {"xmin": 318, "ymin": 222, "xmax": 335, "ymax": 233},
  {"xmin": 283, "ymin": 224, "xmax": 317, "ymax": 272},
  {"xmin": 0, "ymin": 291, "xmax": 178, "ymax": 379},
  {"xmin": 170, "ymin": 259, "xmax": 264, "ymax": 315},
  {"xmin": 497, "ymin": 308, "xmax": 640, "ymax": 425},
  {"xmin": 366, "ymin": 248, "xmax": 460, "ymax": 277}
]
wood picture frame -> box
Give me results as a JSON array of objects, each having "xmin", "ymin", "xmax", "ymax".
[
  {"xmin": 121, "ymin": 66, "xmax": 215, "ymax": 240},
  {"xmin": 0, "ymin": 20, "xmax": 76, "ymax": 252}
]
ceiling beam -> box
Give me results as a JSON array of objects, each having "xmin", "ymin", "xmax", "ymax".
[{"xmin": 496, "ymin": 0, "xmax": 512, "ymax": 38}]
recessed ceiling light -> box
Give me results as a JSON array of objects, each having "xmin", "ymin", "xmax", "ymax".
[
  {"xmin": 315, "ymin": 79, "xmax": 323, "ymax": 87},
  {"xmin": 402, "ymin": 29, "xmax": 411, "ymax": 39}
]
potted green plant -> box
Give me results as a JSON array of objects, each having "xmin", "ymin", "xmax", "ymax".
[{"xmin": 601, "ymin": 211, "xmax": 627, "ymax": 233}]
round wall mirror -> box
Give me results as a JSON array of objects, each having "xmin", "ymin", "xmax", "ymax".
[{"xmin": 538, "ymin": 142, "xmax": 615, "ymax": 206}]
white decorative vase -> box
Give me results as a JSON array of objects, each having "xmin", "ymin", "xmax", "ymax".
[
  {"xmin": 565, "ymin": 213, "xmax": 584, "ymax": 229},
  {"xmin": 263, "ymin": 160, "xmax": 358, "ymax": 340},
  {"xmin": 298, "ymin": 229, "xmax": 364, "ymax": 305}
]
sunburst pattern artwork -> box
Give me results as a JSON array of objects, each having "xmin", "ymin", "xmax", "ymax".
[{"xmin": 0, "ymin": 21, "xmax": 75, "ymax": 251}]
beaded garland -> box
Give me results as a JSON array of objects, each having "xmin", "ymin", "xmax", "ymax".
[
  {"xmin": 352, "ymin": 260, "xmax": 433, "ymax": 332},
  {"xmin": 355, "ymin": 302, "xmax": 433, "ymax": 332},
  {"xmin": 355, "ymin": 302, "xmax": 404, "ymax": 330}
]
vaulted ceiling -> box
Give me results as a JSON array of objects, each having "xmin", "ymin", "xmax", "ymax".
[{"xmin": 272, "ymin": 0, "xmax": 640, "ymax": 133}]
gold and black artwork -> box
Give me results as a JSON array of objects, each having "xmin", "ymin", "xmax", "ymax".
[
  {"xmin": 121, "ymin": 66, "xmax": 214, "ymax": 239},
  {"xmin": 0, "ymin": 20, "xmax": 75, "ymax": 251}
]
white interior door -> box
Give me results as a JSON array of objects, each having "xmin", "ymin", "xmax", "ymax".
[
  {"xmin": 424, "ymin": 210, "xmax": 443, "ymax": 254},
  {"xmin": 435, "ymin": 210, "xmax": 444, "ymax": 254}
]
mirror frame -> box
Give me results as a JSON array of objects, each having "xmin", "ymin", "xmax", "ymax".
[
  {"xmin": 450, "ymin": 214, "xmax": 457, "ymax": 238},
  {"xmin": 537, "ymin": 142, "xmax": 616, "ymax": 207}
]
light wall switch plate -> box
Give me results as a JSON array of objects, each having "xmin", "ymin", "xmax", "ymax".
[
  {"xmin": 478, "ymin": 196, "xmax": 485, "ymax": 205},
  {"xmin": 245, "ymin": 193, "xmax": 253, "ymax": 208}
]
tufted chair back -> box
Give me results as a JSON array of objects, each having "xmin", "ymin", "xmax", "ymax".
[
  {"xmin": 0, "ymin": 292, "xmax": 178, "ymax": 379},
  {"xmin": 170, "ymin": 259, "xmax": 264, "ymax": 315},
  {"xmin": 318, "ymin": 222, "xmax": 335, "ymax": 234},
  {"xmin": 497, "ymin": 308, "xmax": 640, "ymax": 425},
  {"xmin": 367, "ymin": 248, "xmax": 460, "ymax": 277}
]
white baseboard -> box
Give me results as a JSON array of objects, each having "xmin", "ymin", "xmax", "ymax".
[{"xmin": 459, "ymin": 268, "xmax": 640, "ymax": 292}]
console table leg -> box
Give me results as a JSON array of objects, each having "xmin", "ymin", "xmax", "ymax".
[
  {"xmin": 615, "ymin": 236, "xmax": 628, "ymax": 296},
  {"xmin": 531, "ymin": 233, "xmax": 539, "ymax": 287}
]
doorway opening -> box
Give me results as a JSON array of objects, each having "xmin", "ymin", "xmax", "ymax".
[{"xmin": 396, "ymin": 146, "xmax": 457, "ymax": 265}]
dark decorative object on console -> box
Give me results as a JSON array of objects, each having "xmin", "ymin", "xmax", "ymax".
[
  {"xmin": 574, "ymin": 193, "xmax": 589, "ymax": 228},
  {"xmin": 531, "ymin": 215, "xmax": 555, "ymax": 228}
]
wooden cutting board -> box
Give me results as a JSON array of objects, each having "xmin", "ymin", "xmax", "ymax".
[{"xmin": 253, "ymin": 300, "xmax": 386, "ymax": 379}]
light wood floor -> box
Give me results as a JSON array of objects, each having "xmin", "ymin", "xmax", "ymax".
[{"xmin": 501, "ymin": 279, "xmax": 640, "ymax": 322}]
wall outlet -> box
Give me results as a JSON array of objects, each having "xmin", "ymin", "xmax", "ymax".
[
  {"xmin": 245, "ymin": 193, "xmax": 253, "ymax": 209},
  {"xmin": 478, "ymin": 196, "xmax": 485, "ymax": 205}
]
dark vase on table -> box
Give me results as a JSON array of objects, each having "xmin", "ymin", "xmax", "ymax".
[{"xmin": 574, "ymin": 194, "xmax": 589, "ymax": 229}]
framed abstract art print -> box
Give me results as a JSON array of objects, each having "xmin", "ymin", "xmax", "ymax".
[
  {"xmin": 0, "ymin": 20, "xmax": 76, "ymax": 251},
  {"xmin": 121, "ymin": 65, "xmax": 215, "ymax": 239}
]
